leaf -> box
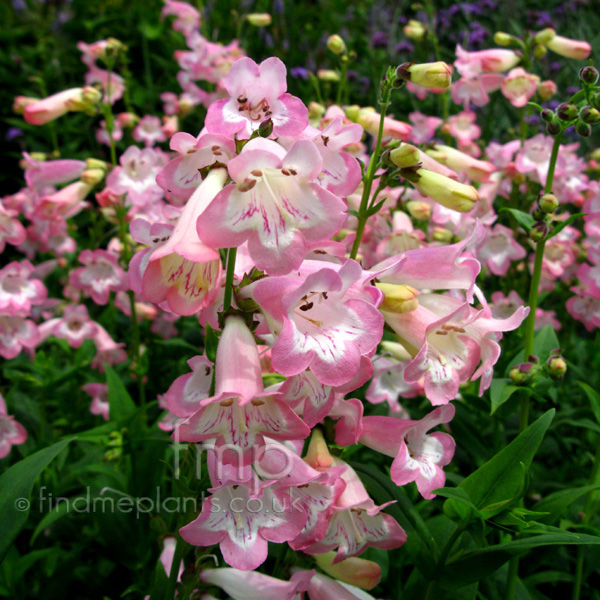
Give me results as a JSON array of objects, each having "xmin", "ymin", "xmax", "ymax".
[
  {"xmin": 533, "ymin": 484, "xmax": 600, "ymax": 524},
  {"xmin": 506, "ymin": 326, "xmax": 560, "ymax": 371},
  {"xmin": 0, "ymin": 438, "xmax": 73, "ymax": 562},
  {"xmin": 105, "ymin": 365, "xmax": 136, "ymax": 421},
  {"xmin": 578, "ymin": 381, "xmax": 600, "ymax": 425},
  {"xmin": 445, "ymin": 410, "xmax": 554, "ymax": 520},
  {"xmin": 546, "ymin": 213, "xmax": 586, "ymax": 240},
  {"xmin": 439, "ymin": 532, "xmax": 600, "ymax": 588},
  {"xmin": 500, "ymin": 207, "xmax": 535, "ymax": 231}
]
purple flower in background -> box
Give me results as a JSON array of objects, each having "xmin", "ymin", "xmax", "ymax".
[
  {"xmin": 290, "ymin": 66, "xmax": 309, "ymax": 80},
  {"xmin": 395, "ymin": 41, "xmax": 414, "ymax": 55},
  {"xmin": 370, "ymin": 32, "xmax": 388, "ymax": 49},
  {"xmin": 6, "ymin": 128, "xmax": 23, "ymax": 141}
]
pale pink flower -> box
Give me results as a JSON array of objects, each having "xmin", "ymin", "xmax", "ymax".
[
  {"xmin": 91, "ymin": 324, "xmax": 127, "ymax": 368},
  {"xmin": 162, "ymin": 0, "xmax": 200, "ymax": 35},
  {"xmin": 447, "ymin": 110, "xmax": 481, "ymax": 146},
  {"xmin": 477, "ymin": 224, "xmax": 527, "ymax": 276},
  {"xmin": 23, "ymin": 88, "xmax": 87, "ymax": 125},
  {"xmin": 360, "ymin": 405, "xmax": 455, "ymax": 499},
  {"xmin": 132, "ymin": 115, "xmax": 167, "ymax": 147},
  {"xmin": 96, "ymin": 119, "xmax": 123, "ymax": 146},
  {"xmin": 501, "ymin": 68, "xmax": 540, "ymax": 108},
  {"xmin": 0, "ymin": 315, "xmax": 40, "ymax": 359},
  {"xmin": 408, "ymin": 111, "xmax": 442, "ymax": 144},
  {"xmin": 34, "ymin": 181, "xmax": 93, "ymax": 221},
  {"xmin": 23, "ymin": 154, "xmax": 86, "ymax": 191},
  {"xmin": 70, "ymin": 249, "xmax": 128, "ymax": 305},
  {"xmin": 515, "ymin": 134, "xmax": 554, "ymax": 184},
  {"xmin": 206, "ymin": 56, "xmax": 308, "ymax": 139},
  {"xmin": 452, "ymin": 74, "xmax": 503, "ymax": 108},
  {"xmin": 544, "ymin": 33, "xmax": 591, "ymax": 60},
  {"xmin": 85, "ymin": 68, "xmax": 124, "ymax": 104},
  {"xmin": 0, "ymin": 261, "xmax": 47, "ymax": 316},
  {"xmin": 0, "ymin": 395, "xmax": 28, "ymax": 459},
  {"xmin": 39, "ymin": 305, "xmax": 98, "ymax": 348},
  {"xmin": 357, "ymin": 107, "xmax": 412, "ymax": 141},
  {"xmin": 82, "ymin": 383, "xmax": 109, "ymax": 420},
  {"xmin": 197, "ymin": 139, "xmax": 347, "ymax": 276},
  {"xmin": 455, "ymin": 45, "xmax": 521, "ymax": 78},
  {"xmin": 0, "ymin": 202, "xmax": 26, "ymax": 252}
]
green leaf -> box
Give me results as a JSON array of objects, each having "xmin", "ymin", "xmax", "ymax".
[
  {"xmin": 439, "ymin": 532, "xmax": 600, "ymax": 588},
  {"xmin": 546, "ymin": 213, "xmax": 586, "ymax": 240},
  {"xmin": 445, "ymin": 410, "xmax": 554, "ymax": 520},
  {"xmin": 204, "ymin": 324, "xmax": 219, "ymax": 364},
  {"xmin": 533, "ymin": 484, "xmax": 600, "ymax": 524},
  {"xmin": 578, "ymin": 381, "xmax": 600, "ymax": 425},
  {"xmin": 105, "ymin": 365, "xmax": 136, "ymax": 421},
  {"xmin": 500, "ymin": 207, "xmax": 535, "ymax": 231},
  {"xmin": 0, "ymin": 438, "xmax": 73, "ymax": 562},
  {"xmin": 506, "ymin": 326, "xmax": 560, "ymax": 370}
]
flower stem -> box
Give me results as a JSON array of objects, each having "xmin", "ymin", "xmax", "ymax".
[
  {"xmin": 350, "ymin": 78, "xmax": 392, "ymax": 260},
  {"xmin": 223, "ymin": 247, "xmax": 238, "ymax": 313}
]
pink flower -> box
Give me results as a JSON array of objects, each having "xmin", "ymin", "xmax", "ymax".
[
  {"xmin": 82, "ymin": 383, "xmax": 109, "ymax": 420},
  {"xmin": 70, "ymin": 249, "xmax": 128, "ymax": 305},
  {"xmin": 23, "ymin": 88, "xmax": 86, "ymax": 125},
  {"xmin": 91, "ymin": 325, "xmax": 127, "ymax": 368},
  {"xmin": 35, "ymin": 181, "xmax": 93, "ymax": 221},
  {"xmin": 136, "ymin": 168, "xmax": 226, "ymax": 315},
  {"xmin": 408, "ymin": 111, "xmax": 442, "ymax": 144},
  {"xmin": 162, "ymin": 0, "xmax": 200, "ymax": 35},
  {"xmin": 357, "ymin": 108, "xmax": 412, "ymax": 141},
  {"xmin": 132, "ymin": 115, "xmax": 167, "ymax": 147},
  {"xmin": 39, "ymin": 305, "xmax": 98, "ymax": 348},
  {"xmin": 163, "ymin": 355, "xmax": 213, "ymax": 417},
  {"xmin": 96, "ymin": 119, "xmax": 123, "ymax": 146},
  {"xmin": 544, "ymin": 33, "xmax": 591, "ymax": 60},
  {"xmin": 23, "ymin": 155, "xmax": 86, "ymax": 191},
  {"xmin": 477, "ymin": 224, "xmax": 527, "ymax": 276},
  {"xmin": 0, "ymin": 261, "xmax": 47, "ymax": 316},
  {"xmin": 0, "ymin": 395, "xmax": 28, "ymax": 459},
  {"xmin": 451, "ymin": 74, "xmax": 503, "ymax": 108},
  {"xmin": 0, "ymin": 202, "xmax": 26, "ymax": 252},
  {"xmin": 455, "ymin": 45, "xmax": 521, "ymax": 78},
  {"xmin": 206, "ymin": 57, "xmax": 308, "ymax": 139},
  {"xmin": 515, "ymin": 134, "xmax": 554, "ymax": 184},
  {"xmin": 253, "ymin": 260, "xmax": 383, "ymax": 386},
  {"xmin": 198, "ymin": 568, "xmax": 314, "ymax": 600},
  {"xmin": 360, "ymin": 405, "xmax": 455, "ymax": 499},
  {"xmin": 197, "ymin": 139, "xmax": 347, "ymax": 275},
  {"xmin": 447, "ymin": 111, "xmax": 481, "ymax": 146},
  {"xmin": 0, "ymin": 315, "xmax": 40, "ymax": 359},
  {"xmin": 501, "ymin": 68, "xmax": 540, "ymax": 108},
  {"xmin": 85, "ymin": 68, "xmax": 124, "ymax": 104}
]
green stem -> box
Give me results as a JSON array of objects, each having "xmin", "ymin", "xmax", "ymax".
[
  {"xmin": 336, "ymin": 58, "xmax": 349, "ymax": 106},
  {"xmin": 350, "ymin": 82, "xmax": 392, "ymax": 260},
  {"xmin": 163, "ymin": 534, "xmax": 187, "ymax": 600},
  {"xmin": 505, "ymin": 555, "xmax": 520, "ymax": 600},
  {"xmin": 222, "ymin": 247, "xmax": 238, "ymax": 313}
]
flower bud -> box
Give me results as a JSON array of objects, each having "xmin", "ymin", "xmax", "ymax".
[
  {"xmin": 85, "ymin": 158, "xmax": 109, "ymax": 171},
  {"xmin": 314, "ymin": 553, "xmax": 382, "ymax": 590},
  {"xmin": 13, "ymin": 96, "xmax": 38, "ymax": 114},
  {"xmin": 534, "ymin": 28, "xmax": 556, "ymax": 45},
  {"xmin": 117, "ymin": 112, "xmax": 139, "ymax": 127},
  {"xmin": 246, "ymin": 13, "xmax": 271, "ymax": 26},
  {"xmin": 431, "ymin": 226, "xmax": 454, "ymax": 243},
  {"xmin": 509, "ymin": 367, "xmax": 527, "ymax": 384},
  {"xmin": 540, "ymin": 108, "xmax": 555, "ymax": 123},
  {"xmin": 80, "ymin": 168, "xmax": 106, "ymax": 186},
  {"xmin": 379, "ymin": 341, "xmax": 412, "ymax": 361},
  {"xmin": 537, "ymin": 80, "xmax": 557, "ymax": 101},
  {"xmin": 529, "ymin": 222, "xmax": 550, "ymax": 242},
  {"xmin": 579, "ymin": 66, "xmax": 599, "ymax": 85},
  {"xmin": 539, "ymin": 193, "xmax": 558, "ymax": 213},
  {"xmin": 546, "ymin": 34, "xmax": 591, "ymax": 60},
  {"xmin": 317, "ymin": 69, "xmax": 340, "ymax": 82},
  {"xmin": 377, "ymin": 283, "xmax": 420, "ymax": 313},
  {"xmin": 405, "ymin": 200, "xmax": 431, "ymax": 220},
  {"xmin": 546, "ymin": 121, "xmax": 561, "ymax": 136},
  {"xmin": 494, "ymin": 32, "xmax": 513, "ymax": 46},
  {"xmin": 580, "ymin": 106, "xmax": 600, "ymax": 124},
  {"xmin": 397, "ymin": 61, "xmax": 453, "ymax": 89},
  {"xmin": 533, "ymin": 44, "xmax": 548, "ymax": 59},
  {"xmin": 390, "ymin": 144, "xmax": 421, "ymax": 169},
  {"xmin": 344, "ymin": 105, "xmax": 360, "ymax": 122},
  {"xmin": 412, "ymin": 168, "xmax": 479, "ymax": 213},
  {"xmin": 327, "ymin": 34, "xmax": 347, "ymax": 55},
  {"xmin": 547, "ymin": 355, "xmax": 567, "ymax": 380},
  {"xmin": 308, "ymin": 103, "xmax": 325, "ymax": 123},
  {"xmin": 575, "ymin": 120, "xmax": 592, "ymax": 137},
  {"xmin": 304, "ymin": 428, "xmax": 333, "ymax": 469},
  {"xmin": 404, "ymin": 20, "xmax": 426, "ymax": 41},
  {"xmin": 258, "ymin": 118, "xmax": 273, "ymax": 137},
  {"xmin": 556, "ymin": 102, "xmax": 578, "ymax": 121}
]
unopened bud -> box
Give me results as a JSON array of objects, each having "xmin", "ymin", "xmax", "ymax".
[
  {"xmin": 494, "ymin": 32, "xmax": 513, "ymax": 46},
  {"xmin": 80, "ymin": 168, "xmax": 106, "ymax": 186},
  {"xmin": 432, "ymin": 227, "xmax": 454, "ymax": 243},
  {"xmin": 258, "ymin": 118, "xmax": 273, "ymax": 137},
  {"xmin": 397, "ymin": 61, "xmax": 453, "ymax": 89},
  {"xmin": 390, "ymin": 144, "xmax": 421, "ymax": 168},
  {"xmin": 317, "ymin": 69, "xmax": 340, "ymax": 82},
  {"xmin": 538, "ymin": 80, "xmax": 557, "ymax": 101},
  {"xmin": 85, "ymin": 158, "xmax": 109, "ymax": 171},
  {"xmin": 529, "ymin": 222, "xmax": 550, "ymax": 242},
  {"xmin": 327, "ymin": 34, "xmax": 347, "ymax": 55},
  {"xmin": 579, "ymin": 66, "xmax": 599, "ymax": 85},
  {"xmin": 81, "ymin": 86, "xmax": 102, "ymax": 105},
  {"xmin": 405, "ymin": 200, "xmax": 431, "ymax": 220},
  {"xmin": 580, "ymin": 106, "xmax": 600, "ymax": 124},
  {"xmin": 539, "ymin": 193, "xmax": 558, "ymax": 213},
  {"xmin": 556, "ymin": 102, "xmax": 578, "ymax": 121},
  {"xmin": 308, "ymin": 101, "xmax": 325, "ymax": 120},
  {"xmin": 509, "ymin": 367, "xmax": 528, "ymax": 384},
  {"xmin": 315, "ymin": 553, "xmax": 382, "ymax": 590},
  {"xmin": 404, "ymin": 20, "xmax": 426, "ymax": 41},
  {"xmin": 540, "ymin": 108, "xmax": 555, "ymax": 123},
  {"xmin": 344, "ymin": 105, "xmax": 360, "ymax": 121},
  {"xmin": 246, "ymin": 13, "xmax": 271, "ymax": 26},
  {"xmin": 546, "ymin": 121, "xmax": 561, "ymax": 136},
  {"xmin": 547, "ymin": 355, "xmax": 567, "ymax": 380},
  {"xmin": 117, "ymin": 112, "xmax": 139, "ymax": 127},
  {"xmin": 377, "ymin": 283, "xmax": 420, "ymax": 313},
  {"xmin": 575, "ymin": 120, "xmax": 592, "ymax": 137},
  {"xmin": 533, "ymin": 44, "xmax": 548, "ymax": 59},
  {"xmin": 534, "ymin": 28, "xmax": 556, "ymax": 45},
  {"xmin": 304, "ymin": 428, "xmax": 333, "ymax": 469},
  {"xmin": 412, "ymin": 168, "xmax": 479, "ymax": 213}
]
